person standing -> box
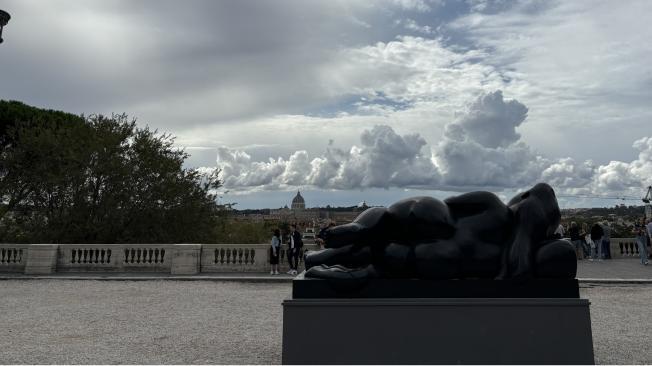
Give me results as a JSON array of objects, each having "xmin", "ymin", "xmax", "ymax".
[
  {"xmin": 569, "ymin": 222, "xmax": 583, "ymax": 260},
  {"xmin": 270, "ymin": 229, "xmax": 281, "ymax": 275},
  {"xmin": 600, "ymin": 221, "xmax": 611, "ymax": 259},
  {"xmin": 590, "ymin": 222, "xmax": 604, "ymax": 261},
  {"xmin": 287, "ymin": 224, "xmax": 303, "ymax": 275},
  {"xmin": 553, "ymin": 223, "xmax": 565, "ymax": 239},
  {"xmin": 647, "ymin": 219, "xmax": 652, "ymax": 259},
  {"xmin": 580, "ymin": 223, "xmax": 590, "ymax": 259},
  {"xmin": 633, "ymin": 218, "xmax": 649, "ymax": 265}
]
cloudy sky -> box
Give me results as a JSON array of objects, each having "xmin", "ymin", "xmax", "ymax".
[{"xmin": 1, "ymin": 0, "xmax": 652, "ymax": 209}]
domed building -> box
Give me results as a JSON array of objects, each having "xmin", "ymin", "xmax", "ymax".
[{"xmin": 291, "ymin": 190, "xmax": 306, "ymax": 210}]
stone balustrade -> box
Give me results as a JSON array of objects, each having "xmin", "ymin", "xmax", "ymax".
[
  {"xmin": 0, "ymin": 243, "xmax": 320, "ymax": 274},
  {"xmin": 1, "ymin": 239, "xmax": 646, "ymax": 274},
  {"xmin": 0, "ymin": 244, "xmax": 28, "ymax": 273},
  {"xmin": 608, "ymin": 238, "xmax": 645, "ymax": 258}
]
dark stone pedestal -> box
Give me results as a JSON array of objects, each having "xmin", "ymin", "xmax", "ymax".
[
  {"xmin": 292, "ymin": 273, "xmax": 581, "ymax": 298},
  {"xmin": 282, "ymin": 278, "xmax": 594, "ymax": 364}
]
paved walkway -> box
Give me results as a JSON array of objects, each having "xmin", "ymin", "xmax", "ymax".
[
  {"xmin": 1, "ymin": 258, "xmax": 650, "ymax": 282},
  {"xmin": 577, "ymin": 258, "xmax": 652, "ymax": 280},
  {"xmin": 0, "ymin": 280, "xmax": 650, "ymax": 364}
]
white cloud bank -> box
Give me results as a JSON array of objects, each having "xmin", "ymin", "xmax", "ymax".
[{"xmin": 213, "ymin": 91, "xmax": 652, "ymax": 197}]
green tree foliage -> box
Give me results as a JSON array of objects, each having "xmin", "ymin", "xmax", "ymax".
[
  {"xmin": 214, "ymin": 219, "xmax": 279, "ymax": 244},
  {"xmin": 0, "ymin": 100, "xmax": 223, "ymax": 243}
]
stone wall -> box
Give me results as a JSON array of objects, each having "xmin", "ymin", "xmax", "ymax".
[{"xmin": 0, "ymin": 243, "xmax": 319, "ymax": 274}]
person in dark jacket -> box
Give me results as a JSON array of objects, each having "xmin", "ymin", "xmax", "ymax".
[
  {"xmin": 287, "ymin": 224, "xmax": 303, "ymax": 275},
  {"xmin": 590, "ymin": 223, "xmax": 604, "ymax": 260},
  {"xmin": 569, "ymin": 222, "xmax": 582, "ymax": 259}
]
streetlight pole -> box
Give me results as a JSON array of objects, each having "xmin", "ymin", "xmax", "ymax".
[{"xmin": 0, "ymin": 9, "xmax": 11, "ymax": 44}]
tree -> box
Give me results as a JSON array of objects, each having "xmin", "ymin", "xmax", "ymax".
[{"xmin": 0, "ymin": 100, "xmax": 224, "ymax": 243}]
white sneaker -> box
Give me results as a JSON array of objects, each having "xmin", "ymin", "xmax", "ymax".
[
  {"xmin": 274, "ymin": 271, "xmax": 279, "ymax": 275},
  {"xmin": 287, "ymin": 270, "xmax": 294, "ymax": 274},
  {"xmin": 271, "ymin": 270, "xmax": 274, "ymax": 275}
]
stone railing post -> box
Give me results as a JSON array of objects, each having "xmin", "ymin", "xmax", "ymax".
[
  {"xmin": 171, "ymin": 244, "xmax": 201, "ymax": 274},
  {"xmin": 24, "ymin": 244, "xmax": 59, "ymax": 274}
]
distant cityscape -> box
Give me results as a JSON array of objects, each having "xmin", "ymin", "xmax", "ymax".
[{"xmin": 227, "ymin": 191, "xmax": 650, "ymax": 238}]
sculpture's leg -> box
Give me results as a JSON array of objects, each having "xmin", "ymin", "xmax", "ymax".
[
  {"xmin": 322, "ymin": 207, "xmax": 392, "ymax": 248},
  {"xmin": 534, "ymin": 239, "xmax": 577, "ymax": 278}
]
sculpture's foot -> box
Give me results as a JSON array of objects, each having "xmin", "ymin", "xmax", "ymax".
[
  {"xmin": 535, "ymin": 239, "xmax": 577, "ymax": 278},
  {"xmin": 305, "ymin": 263, "xmax": 378, "ymax": 279},
  {"xmin": 305, "ymin": 264, "xmax": 379, "ymax": 292}
]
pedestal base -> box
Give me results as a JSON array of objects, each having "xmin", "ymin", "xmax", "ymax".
[{"xmin": 282, "ymin": 297, "xmax": 594, "ymax": 365}]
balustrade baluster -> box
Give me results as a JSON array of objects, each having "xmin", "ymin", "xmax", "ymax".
[
  {"xmin": 154, "ymin": 248, "xmax": 159, "ymax": 263},
  {"xmin": 214, "ymin": 249, "xmax": 219, "ymax": 264},
  {"xmin": 93, "ymin": 249, "xmax": 99, "ymax": 263},
  {"xmin": 226, "ymin": 248, "xmax": 231, "ymax": 264},
  {"xmin": 244, "ymin": 249, "xmax": 250, "ymax": 264},
  {"xmin": 100, "ymin": 249, "xmax": 105, "ymax": 264},
  {"xmin": 18, "ymin": 249, "xmax": 22, "ymax": 263},
  {"xmin": 107, "ymin": 249, "xmax": 112, "ymax": 263},
  {"xmin": 83, "ymin": 249, "xmax": 88, "ymax": 263},
  {"xmin": 250, "ymin": 248, "xmax": 256, "ymax": 264},
  {"xmin": 238, "ymin": 248, "xmax": 243, "ymax": 264},
  {"xmin": 219, "ymin": 248, "xmax": 225, "ymax": 264},
  {"xmin": 160, "ymin": 249, "xmax": 165, "ymax": 263}
]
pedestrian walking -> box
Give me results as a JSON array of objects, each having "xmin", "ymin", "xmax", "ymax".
[
  {"xmin": 633, "ymin": 218, "xmax": 649, "ymax": 265},
  {"xmin": 590, "ymin": 222, "xmax": 604, "ymax": 260},
  {"xmin": 270, "ymin": 229, "xmax": 281, "ymax": 275},
  {"xmin": 569, "ymin": 222, "xmax": 583, "ymax": 260}
]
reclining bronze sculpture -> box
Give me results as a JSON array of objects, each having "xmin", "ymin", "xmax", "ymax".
[{"xmin": 305, "ymin": 182, "xmax": 576, "ymax": 280}]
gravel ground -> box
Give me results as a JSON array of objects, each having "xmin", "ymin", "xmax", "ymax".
[{"xmin": 0, "ymin": 280, "xmax": 650, "ymax": 364}]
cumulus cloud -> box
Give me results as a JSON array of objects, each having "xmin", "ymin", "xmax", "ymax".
[
  {"xmin": 214, "ymin": 91, "xmax": 539, "ymax": 191},
  {"xmin": 445, "ymin": 91, "xmax": 527, "ymax": 148},
  {"xmin": 217, "ymin": 125, "xmax": 439, "ymax": 190},
  {"xmin": 214, "ymin": 90, "xmax": 652, "ymax": 198}
]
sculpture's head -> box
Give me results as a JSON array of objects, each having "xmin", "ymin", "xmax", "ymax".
[{"xmin": 508, "ymin": 182, "xmax": 561, "ymax": 238}]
